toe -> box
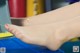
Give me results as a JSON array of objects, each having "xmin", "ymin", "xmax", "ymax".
[
  {"xmin": 5, "ymin": 24, "xmax": 24, "ymax": 38},
  {"xmin": 5, "ymin": 24, "xmax": 18, "ymax": 34}
]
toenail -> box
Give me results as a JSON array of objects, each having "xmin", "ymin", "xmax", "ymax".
[{"xmin": 5, "ymin": 24, "xmax": 9, "ymax": 28}]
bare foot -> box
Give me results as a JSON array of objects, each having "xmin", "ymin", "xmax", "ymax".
[
  {"xmin": 5, "ymin": 18, "xmax": 80, "ymax": 51},
  {"xmin": 4, "ymin": 24, "xmax": 49, "ymax": 46},
  {"xmin": 5, "ymin": 23, "xmax": 64, "ymax": 50}
]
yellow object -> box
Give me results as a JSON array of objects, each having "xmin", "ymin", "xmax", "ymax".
[
  {"xmin": 37, "ymin": 0, "xmax": 44, "ymax": 14},
  {"xmin": 0, "ymin": 32, "xmax": 13, "ymax": 38},
  {"xmin": 27, "ymin": 0, "xmax": 34, "ymax": 17},
  {"xmin": 70, "ymin": 38, "xmax": 79, "ymax": 42},
  {"xmin": 27, "ymin": 0, "xmax": 44, "ymax": 17}
]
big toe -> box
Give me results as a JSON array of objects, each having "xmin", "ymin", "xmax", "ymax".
[{"xmin": 5, "ymin": 24, "xmax": 20, "ymax": 35}]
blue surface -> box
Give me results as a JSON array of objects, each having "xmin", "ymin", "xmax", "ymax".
[
  {"xmin": 0, "ymin": 37, "xmax": 64, "ymax": 53},
  {"xmin": 61, "ymin": 41, "xmax": 80, "ymax": 53}
]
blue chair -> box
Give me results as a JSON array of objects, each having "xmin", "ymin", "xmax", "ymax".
[{"xmin": 0, "ymin": 37, "xmax": 64, "ymax": 53}]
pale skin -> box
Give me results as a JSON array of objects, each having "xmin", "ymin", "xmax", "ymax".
[
  {"xmin": 23, "ymin": 2, "xmax": 80, "ymax": 26},
  {"xmin": 5, "ymin": 2, "xmax": 80, "ymax": 51}
]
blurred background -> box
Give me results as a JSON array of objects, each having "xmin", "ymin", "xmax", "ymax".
[{"xmin": 0, "ymin": 0, "xmax": 80, "ymax": 53}]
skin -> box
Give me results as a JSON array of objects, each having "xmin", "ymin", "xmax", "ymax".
[
  {"xmin": 23, "ymin": 2, "xmax": 80, "ymax": 26},
  {"xmin": 4, "ymin": 2, "xmax": 80, "ymax": 50},
  {"xmin": 5, "ymin": 16, "xmax": 80, "ymax": 50}
]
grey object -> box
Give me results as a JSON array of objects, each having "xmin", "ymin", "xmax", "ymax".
[
  {"xmin": 0, "ymin": 0, "xmax": 11, "ymax": 32},
  {"xmin": 45, "ymin": 0, "xmax": 52, "ymax": 12}
]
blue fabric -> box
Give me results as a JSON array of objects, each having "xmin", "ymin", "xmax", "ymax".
[{"xmin": 0, "ymin": 37, "xmax": 64, "ymax": 53}]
